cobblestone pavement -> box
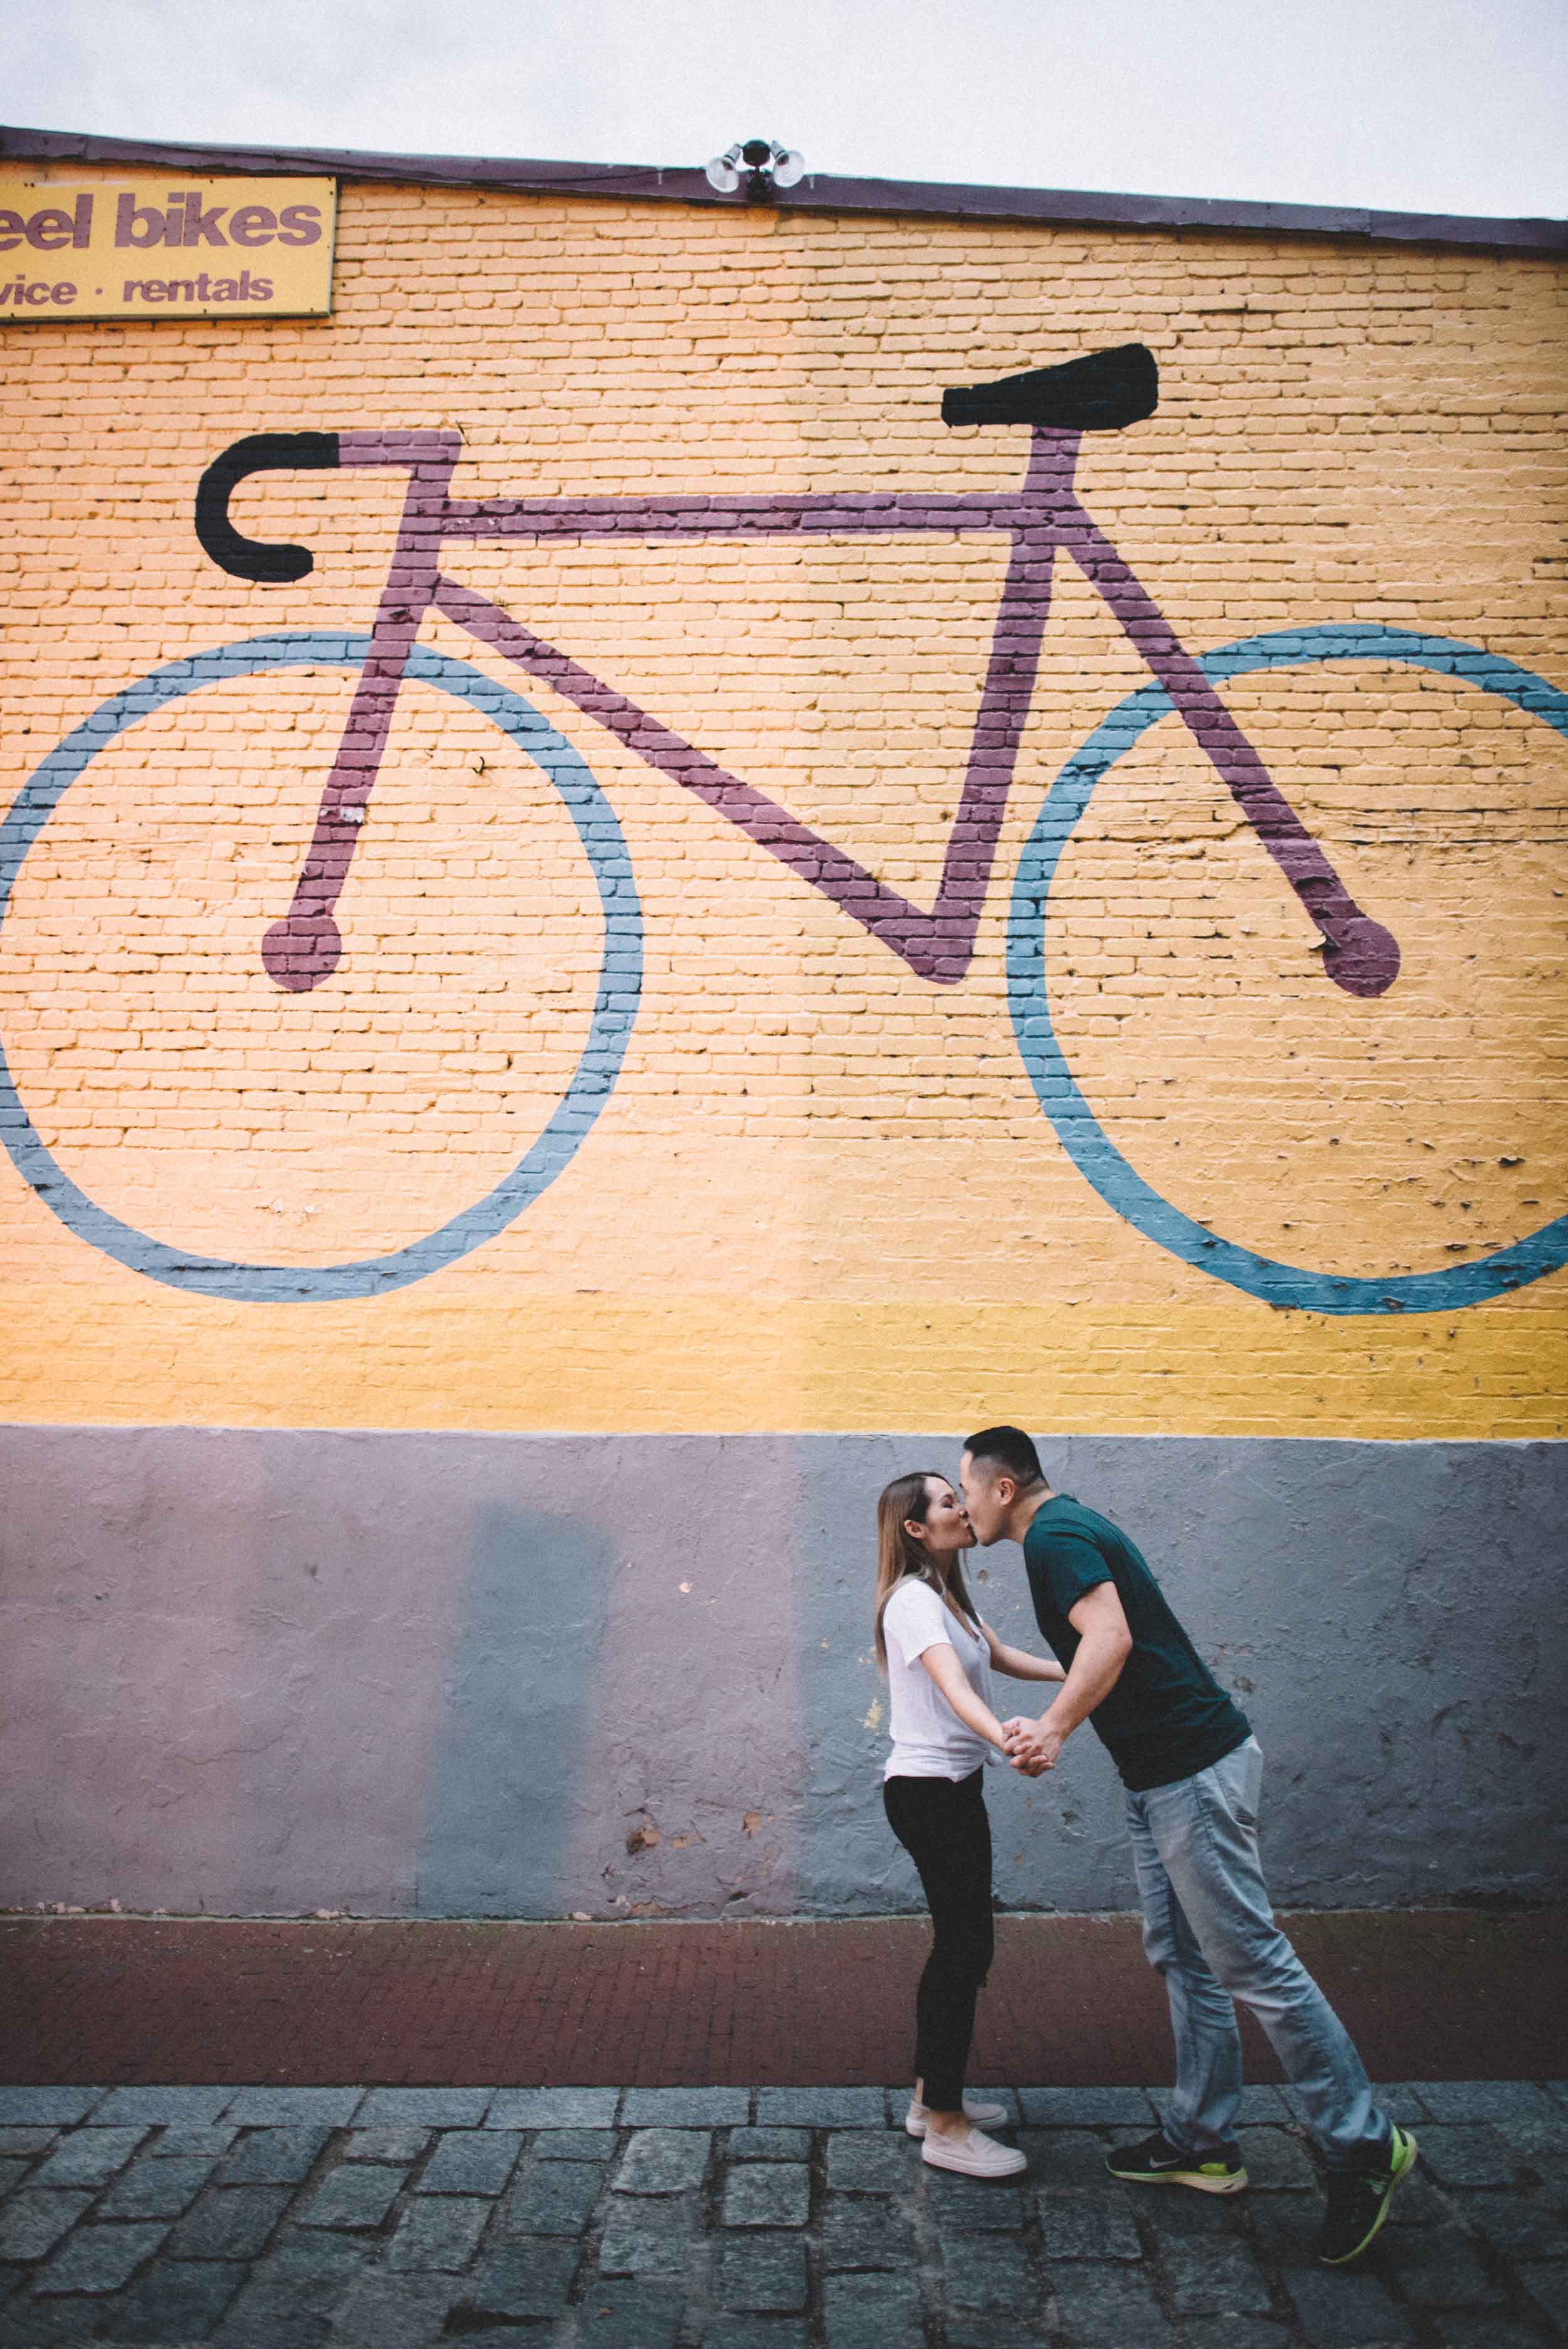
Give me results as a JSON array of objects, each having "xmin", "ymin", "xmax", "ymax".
[{"xmin": 0, "ymin": 2081, "xmax": 1564, "ymax": 2347}]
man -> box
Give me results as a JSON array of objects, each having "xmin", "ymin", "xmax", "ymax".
[{"xmin": 958, "ymin": 1425, "xmax": 1417, "ymax": 2268}]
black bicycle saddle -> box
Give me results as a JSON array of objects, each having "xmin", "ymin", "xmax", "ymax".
[{"xmin": 942, "ymin": 343, "xmax": 1158, "ymax": 430}]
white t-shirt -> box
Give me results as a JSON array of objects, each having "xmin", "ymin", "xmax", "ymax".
[{"xmin": 881, "ymin": 1577, "xmax": 998, "ymax": 1781}]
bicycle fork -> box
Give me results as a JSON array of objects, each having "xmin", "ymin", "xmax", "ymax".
[{"xmin": 258, "ymin": 430, "xmax": 462, "ymax": 990}]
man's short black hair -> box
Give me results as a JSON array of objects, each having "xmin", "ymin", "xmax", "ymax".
[{"xmin": 963, "ymin": 1425, "xmax": 1044, "ymax": 1488}]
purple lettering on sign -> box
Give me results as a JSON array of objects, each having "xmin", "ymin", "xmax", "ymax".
[
  {"xmin": 111, "ymin": 268, "xmax": 278, "ymax": 305},
  {"xmin": 0, "ymin": 211, "xmax": 23, "ymax": 252},
  {"xmin": 181, "ymin": 193, "xmax": 230, "ymax": 247},
  {"xmin": 229, "ymin": 204, "xmax": 276, "ymax": 247},
  {"xmin": 24, "ymin": 208, "xmax": 75, "ymax": 252},
  {"xmin": 115, "ymin": 193, "xmax": 167, "ymax": 249},
  {"xmin": 277, "ymin": 204, "xmax": 322, "ymax": 247},
  {"xmin": 51, "ymin": 282, "xmax": 75, "ymax": 304}
]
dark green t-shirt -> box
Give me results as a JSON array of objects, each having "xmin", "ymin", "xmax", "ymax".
[{"xmin": 1022, "ymin": 1494, "xmax": 1250, "ymax": 1793}]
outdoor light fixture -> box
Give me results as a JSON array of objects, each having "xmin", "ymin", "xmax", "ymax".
[{"xmin": 704, "ymin": 138, "xmax": 806, "ymax": 198}]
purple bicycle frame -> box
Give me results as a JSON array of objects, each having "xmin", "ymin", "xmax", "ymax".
[{"xmin": 262, "ymin": 425, "xmax": 1399, "ymax": 998}]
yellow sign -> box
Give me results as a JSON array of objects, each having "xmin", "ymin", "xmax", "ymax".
[{"xmin": 0, "ymin": 172, "xmax": 336, "ymax": 321}]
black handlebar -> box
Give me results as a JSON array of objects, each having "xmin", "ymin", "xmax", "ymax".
[
  {"xmin": 195, "ymin": 432, "xmax": 341, "ymax": 583},
  {"xmin": 943, "ymin": 343, "xmax": 1158, "ymax": 431}
]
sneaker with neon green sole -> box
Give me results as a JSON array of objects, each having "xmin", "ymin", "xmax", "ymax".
[
  {"xmin": 1316, "ymin": 2125, "xmax": 1419, "ymax": 2266},
  {"xmin": 1103, "ymin": 2128, "xmax": 1248, "ymax": 2194}
]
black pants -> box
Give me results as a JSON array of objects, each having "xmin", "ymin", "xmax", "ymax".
[{"xmin": 883, "ymin": 1768, "xmax": 995, "ymax": 2113}]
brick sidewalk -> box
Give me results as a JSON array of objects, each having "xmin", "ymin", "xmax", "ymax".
[
  {"xmin": 5, "ymin": 1911, "xmax": 1565, "ymax": 2089},
  {"xmin": 1, "ymin": 2078, "xmax": 1565, "ymax": 2346}
]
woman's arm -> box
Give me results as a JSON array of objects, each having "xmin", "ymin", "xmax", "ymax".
[
  {"xmin": 919, "ymin": 1643, "xmax": 1010, "ymax": 1752},
  {"xmin": 981, "ymin": 1620, "xmax": 1066, "ymax": 1683}
]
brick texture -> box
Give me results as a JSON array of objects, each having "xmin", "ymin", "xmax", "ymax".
[
  {"xmin": 0, "ymin": 173, "xmax": 1562, "ymax": 1436},
  {"xmin": 3, "ymin": 1909, "xmax": 1565, "ymax": 2087}
]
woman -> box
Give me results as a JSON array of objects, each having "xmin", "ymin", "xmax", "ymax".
[{"xmin": 876, "ymin": 1468, "xmax": 1065, "ymax": 2177}]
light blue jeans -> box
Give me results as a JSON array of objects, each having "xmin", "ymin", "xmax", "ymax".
[{"xmin": 1125, "ymin": 1736, "xmax": 1391, "ymax": 2171}]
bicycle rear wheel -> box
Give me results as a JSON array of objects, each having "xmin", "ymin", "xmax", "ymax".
[
  {"xmin": 0, "ymin": 632, "xmax": 642, "ymax": 1300},
  {"xmin": 1008, "ymin": 625, "xmax": 1568, "ymax": 1313}
]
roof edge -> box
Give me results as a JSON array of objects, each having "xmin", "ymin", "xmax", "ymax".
[{"xmin": 3, "ymin": 123, "xmax": 1564, "ymax": 255}]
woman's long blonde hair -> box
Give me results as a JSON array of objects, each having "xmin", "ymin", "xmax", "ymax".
[{"xmin": 874, "ymin": 1470, "xmax": 982, "ymax": 1673}]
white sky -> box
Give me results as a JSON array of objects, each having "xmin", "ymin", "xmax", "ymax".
[{"xmin": 5, "ymin": 0, "xmax": 1567, "ymax": 220}]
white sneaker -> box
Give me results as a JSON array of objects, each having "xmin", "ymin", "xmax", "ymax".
[
  {"xmin": 921, "ymin": 2124, "xmax": 1028, "ymax": 2178},
  {"xmin": 906, "ymin": 2093, "xmax": 1009, "ymax": 2139}
]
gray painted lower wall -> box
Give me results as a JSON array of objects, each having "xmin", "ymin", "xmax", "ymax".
[{"xmin": 2, "ymin": 1428, "xmax": 1564, "ymax": 1919}]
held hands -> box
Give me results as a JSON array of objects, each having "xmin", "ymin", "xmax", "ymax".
[{"xmin": 1002, "ymin": 1713, "xmax": 1066, "ymax": 1776}]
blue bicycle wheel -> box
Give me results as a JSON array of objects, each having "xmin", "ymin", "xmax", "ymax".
[
  {"xmin": 1008, "ymin": 625, "xmax": 1568, "ymax": 1313},
  {"xmin": 0, "ymin": 632, "xmax": 642, "ymax": 1301}
]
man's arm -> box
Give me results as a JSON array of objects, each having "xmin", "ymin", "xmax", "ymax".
[{"xmin": 1003, "ymin": 1582, "xmax": 1132, "ymax": 1775}]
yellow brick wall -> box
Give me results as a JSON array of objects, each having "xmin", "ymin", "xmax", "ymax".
[{"xmin": 1, "ymin": 173, "xmax": 1565, "ymax": 1435}]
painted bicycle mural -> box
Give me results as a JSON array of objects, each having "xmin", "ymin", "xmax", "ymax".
[{"xmin": 3, "ymin": 345, "xmax": 1565, "ymax": 1311}]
